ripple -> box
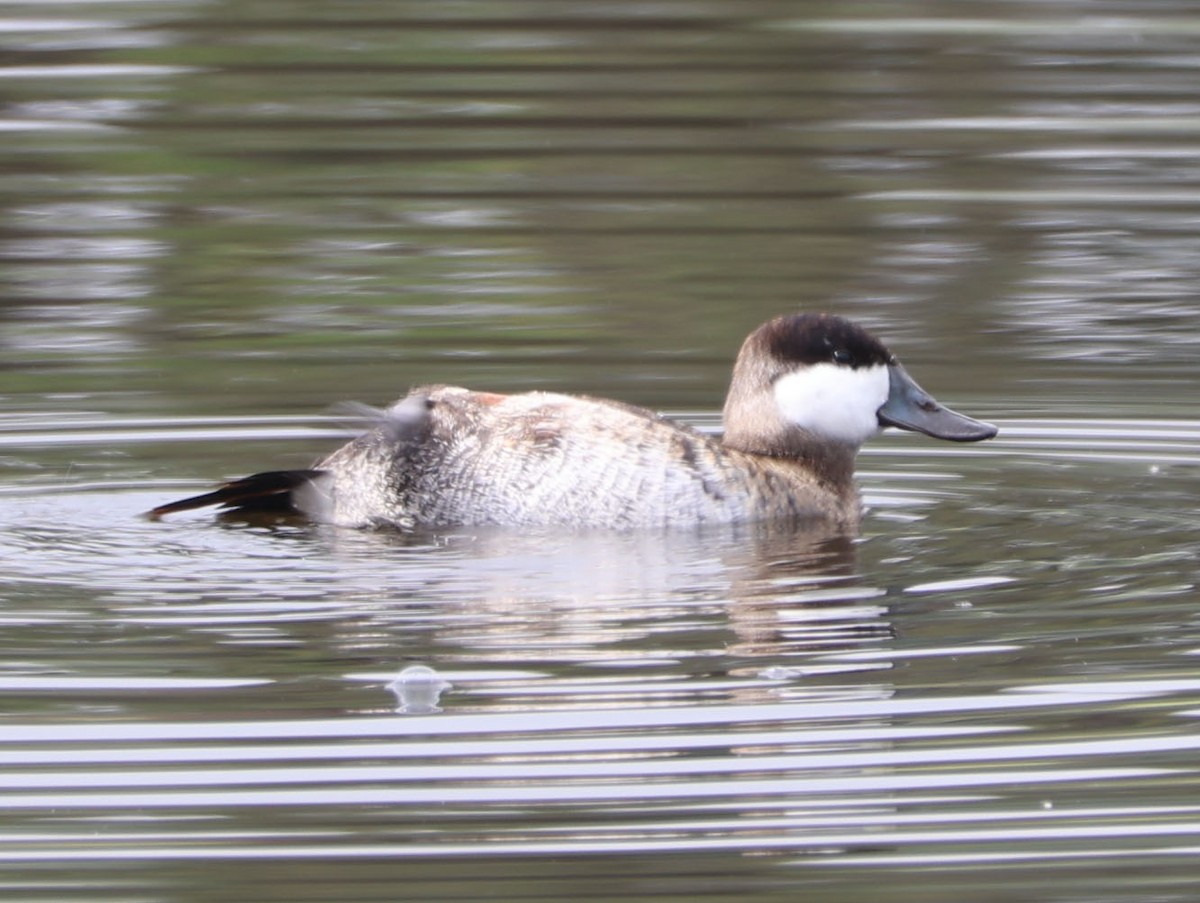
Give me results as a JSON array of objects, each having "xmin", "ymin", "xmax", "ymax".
[
  {"xmin": 905, "ymin": 576, "xmax": 1018, "ymax": 594},
  {"xmin": 0, "ymin": 65, "xmax": 196, "ymax": 79},
  {"xmin": 0, "ymin": 678, "xmax": 272, "ymax": 700}
]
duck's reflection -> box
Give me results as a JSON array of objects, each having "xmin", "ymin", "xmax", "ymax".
[{"xmin": 319, "ymin": 519, "xmax": 894, "ymax": 711}]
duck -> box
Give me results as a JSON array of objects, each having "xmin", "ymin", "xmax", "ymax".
[{"xmin": 148, "ymin": 312, "xmax": 997, "ymax": 531}]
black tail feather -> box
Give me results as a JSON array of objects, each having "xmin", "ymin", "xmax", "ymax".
[{"xmin": 147, "ymin": 469, "xmax": 326, "ymax": 521}]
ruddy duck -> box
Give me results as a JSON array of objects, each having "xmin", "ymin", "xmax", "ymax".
[{"xmin": 149, "ymin": 313, "xmax": 996, "ymax": 530}]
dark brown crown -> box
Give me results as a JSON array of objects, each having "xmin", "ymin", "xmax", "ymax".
[{"xmin": 758, "ymin": 313, "xmax": 893, "ymax": 371}]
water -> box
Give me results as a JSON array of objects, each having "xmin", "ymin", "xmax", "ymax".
[{"xmin": 3, "ymin": 2, "xmax": 1200, "ymax": 901}]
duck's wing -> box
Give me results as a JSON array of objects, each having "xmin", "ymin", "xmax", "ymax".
[{"xmin": 146, "ymin": 469, "xmax": 326, "ymax": 520}]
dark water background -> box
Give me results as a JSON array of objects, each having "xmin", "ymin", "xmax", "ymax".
[{"xmin": 2, "ymin": 2, "xmax": 1200, "ymax": 901}]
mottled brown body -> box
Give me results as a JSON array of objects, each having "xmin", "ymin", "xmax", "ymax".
[{"xmin": 315, "ymin": 386, "xmax": 859, "ymax": 530}]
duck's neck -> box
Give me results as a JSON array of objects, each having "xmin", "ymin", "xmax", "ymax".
[
  {"xmin": 721, "ymin": 403, "xmax": 857, "ymax": 493},
  {"xmin": 722, "ymin": 425, "xmax": 858, "ymax": 491},
  {"xmin": 721, "ymin": 357, "xmax": 862, "ymax": 491}
]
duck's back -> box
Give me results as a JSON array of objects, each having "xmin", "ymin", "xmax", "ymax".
[{"xmin": 316, "ymin": 385, "xmax": 846, "ymax": 529}]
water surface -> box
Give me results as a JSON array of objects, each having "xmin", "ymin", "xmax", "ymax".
[{"xmin": 3, "ymin": 2, "xmax": 1200, "ymax": 902}]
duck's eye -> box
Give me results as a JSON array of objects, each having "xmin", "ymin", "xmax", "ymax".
[{"xmin": 832, "ymin": 348, "xmax": 852, "ymax": 365}]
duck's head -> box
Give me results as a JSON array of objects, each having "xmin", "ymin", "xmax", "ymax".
[{"xmin": 721, "ymin": 313, "xmax": 997, "ymax": 457}]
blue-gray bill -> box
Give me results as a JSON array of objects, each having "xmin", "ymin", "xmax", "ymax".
[{"xmin": 876, "ymin": 363, "xmax": 998, "ymax": 442}]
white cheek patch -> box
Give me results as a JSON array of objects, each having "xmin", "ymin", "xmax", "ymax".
[{"xmin": 773, "ymin": 363, "xmax": 890, "ymax": 445}]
